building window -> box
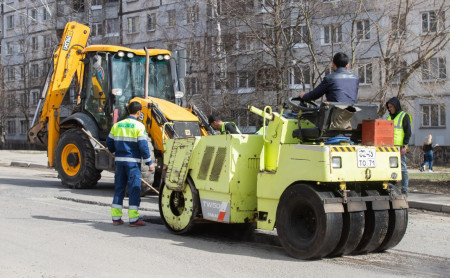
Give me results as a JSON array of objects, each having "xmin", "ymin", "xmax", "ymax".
[
  {"xmin": 258, "ymin": 0, "xmax": 274, "ymax": 10},
  {"xmin": 291, "ymin": 25, "xmax": 308, "ymax": 46},
  {"xmin": 391, "ymin": 60, "xmax": 407, "ymax": 84},
  {"xmin": 105, "ymin": 19, "xmax": 119, "ymax": 37},
  {"xmin": 147, "ymin": 13, "xmax": 156, "ymax": 31},
  {"xmin": 236, "ymin": 33, "xmax": 253, "ymax": 51},
  {"xmin": 44, "ymin": 36, "xmax": 52, "ymax": 49},
  {"xmin": 421, "ymin": 104, "xmax": 446, "ymax": 127},
  {"xmin": 30, "ymin": 91, "xmax": 40, "ymax": 105},
  {"xmin": 208, "ymin": 0, "xmax": 224, "ymax": 17},
  {"xmin": 7, "ymin": 68, "xmax": 15, "ymax": 81},
  {"xmin": 31, "ymin": 36, "xmax": 39, "ymax": 50},
  {"xmin": 356, "ymin": 19, "xmax": 370, "ymax": 40},
  {"xmin": 42, "ymin": 7, "xmax": 51, "ymax": 21},
  {"xmin": 19, "ymin": 93, "xmax": 27, "ymax": 106},
  {"xmin": 422, "ymin": 11, "xmax": 445, "ymax": 33},
  {"xmin": 223, "ymin": 33, "xmax": 237, "ymax": 53},
  {"xmin": 422, "ymin": 57, "xmax": 446, "ymax": 81},
  {"xmin": 73, "ymin": 0, "xmax": 85, "ymax": 12},
  {"xmin": 289, "ymin": 66, "xmax": 311, "ymax": 89},
  {"xmin": 20, "ymin": 120, "xmax": 28, "ymax": 134},
  {"xmin": 187, "ymin": 4, "xmax": 199, "ymax": 23},
  {"xmin": 237, "ymin": 72, "xmax": 255, "ymax": 89},
  {"xmin": 18, "ymin": 15, "xmax": 25, "ymax": 26},
  {"xmin": 30, "ymin": 9, "xmax": 38, "ymax": 23},
  {"xmin": 18, "ymin": 40, "xmax": 24, "ymax": 53},
  {"xmin": 6, "ymin": 42, "xmax": 13, "ymax": 55},
  {"xmin": 31, "ymin": 64, "xmax": 39, "ymax": 78},
  {"xmin": 358, "ymin": 63, "xmax": 372, "ymax": 84},
  {"xmin": 391, "ymin": 15, "xmax": 406, "ymax": 38},
  {"xmin": 6, "ymin": 15, "xmax": 14, "ymax": 29},
  {"xmin": 92, "ymin": 22, "xmax": 103, "ymax": 37},
  {"xmin": 92, "ymin": 0, "xmax": 103, "ymax": 7},
  {"xmin": 185, "ymin": 77, "xmax": 199, "ymax": 95},
  {"xmin": 19, "ymin": 67, "xmax": 25, "ymax": 80},
  {"xmin": 7, "ymin": 121, "xmax": 16, "ymax": 135},
  {"xmin": 168, "ymin": 10, "xmax": 176, "ymax": 27},
  {"xmin": 323, "ymin": 24, "xmax": 342, "ymax": 44},
  {"xmin": 127, "ymin": 17, "xmax": 140, "ymax": 34}
]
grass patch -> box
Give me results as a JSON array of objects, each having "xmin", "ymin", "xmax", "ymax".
[{"xmin": 409, "ymin": 172, "xmax": 450, "ymax": 181}]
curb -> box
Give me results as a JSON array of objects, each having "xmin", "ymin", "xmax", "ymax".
[
  {"xmin": 10, "ymin": 162, "xmax": 30, "ymax": 167},
  {"xmin": 29, "ymin": 163, "xmax": 49, "ymax": 169},
  {"xmin": 408, "ymin": 201, "xmax": 450, "ymax": 213}
]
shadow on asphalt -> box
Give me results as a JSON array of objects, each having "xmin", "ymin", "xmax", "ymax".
[
  {"xmin": 0, "ymin": 177, "xmax": 62, "ymax": 188},
  {"xmin": 0, "ymin": 176, "xmax": 115, "ymax": 196},
  {"xmin": 31, "ymin": 213, "xmax": 292, "ymax": 262}
]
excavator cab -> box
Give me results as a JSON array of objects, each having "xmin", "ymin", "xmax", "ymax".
[
  {"xmin": 80, "ymin": 48, "xmax": 176, "ymax": 140},
  {"xmin": 109, "ymin": 51, "xmax": 174, "ymax": 121}
]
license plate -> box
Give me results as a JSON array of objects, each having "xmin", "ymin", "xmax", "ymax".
[{"xmin": 357, "ymin": 148, "xmax": 376, "ymax": 168}]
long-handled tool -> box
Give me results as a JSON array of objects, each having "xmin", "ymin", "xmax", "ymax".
[{"xmin": 81, "ymin": 128, "xmax": 159, "ymax": 194}]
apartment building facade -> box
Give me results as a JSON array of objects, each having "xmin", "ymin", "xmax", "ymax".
[{"xmin": 1, "ymin": 0, "xmax": 449, "ymax": 165}]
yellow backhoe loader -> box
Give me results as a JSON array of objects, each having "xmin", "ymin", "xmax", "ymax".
[{"xmin": 28, "ymin": 22, "xmax": 210, "ymax": 193}]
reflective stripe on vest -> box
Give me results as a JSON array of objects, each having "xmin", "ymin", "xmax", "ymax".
[{"xmin": 388, "ymin": 111, "xmax": 411, "ymax": 146}]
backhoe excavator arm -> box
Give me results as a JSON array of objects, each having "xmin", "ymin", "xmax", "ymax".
[{"xmin": 28, "ymin": 22, "xmax": 90, "ymax": 166}]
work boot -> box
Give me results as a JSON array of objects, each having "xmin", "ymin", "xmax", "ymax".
[
  {"xmin": 130, "ymin": 220, "xmax": 146, "ymax": 227},
  {"xmin": 113, "ymin": 219, "xmax": 124, "ymax": 226}
]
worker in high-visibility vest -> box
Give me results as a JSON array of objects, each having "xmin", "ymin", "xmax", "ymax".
[
  {"xmin": 208, "ymin": 115, "xmax": 241, "ymax": 135},
  {"xmin": 106, "ymin": 101, "xmax": 154, "ymax": 226},
  {"xmin": 386, "ymin": 97, "xmax": 412, "ymax": 196}
]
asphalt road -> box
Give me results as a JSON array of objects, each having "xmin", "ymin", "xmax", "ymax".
[{"xmin": 0, "ymin": 165, "xmax": 449, "ymax": 278}]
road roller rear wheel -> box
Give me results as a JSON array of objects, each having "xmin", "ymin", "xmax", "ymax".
[
  {"xmin": 376, "ymin": 186, "xmax": 408, "ymax": 252},
  {"xmin": 353, "ymin": 190, "xmax": 388, "ymax": 254},
  {"xmin": 276, "ymin": 184, "xmax": 342, "ymax": 260},
  {"xmin": 329, "ymin": 191, "xmax": 365, "ymax": 257}
]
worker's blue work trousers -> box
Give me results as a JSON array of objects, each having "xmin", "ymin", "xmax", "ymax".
[{"xmin": 113, "ymin": 163, "xmax": 141, "ymax": 207}]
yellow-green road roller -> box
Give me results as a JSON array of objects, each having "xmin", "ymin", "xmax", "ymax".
[{"xmin": 159, "ymin": 99, "xmax": 408, "ymax": 259}]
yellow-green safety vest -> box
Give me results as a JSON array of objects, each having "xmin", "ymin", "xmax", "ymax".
[
  {"xmin": 220, "ymin": 122, "xmax": 240, "ymax": 134},
  {"xmin": 387, "ymin": 111, "xmax": 411, "ymax": 146}
]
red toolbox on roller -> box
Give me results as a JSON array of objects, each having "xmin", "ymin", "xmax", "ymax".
[{"xmin": 362, "ymin": 119, "xmax": 394, "ymax": 146}]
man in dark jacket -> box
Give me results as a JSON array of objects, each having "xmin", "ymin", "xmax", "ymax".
[
  {"xmin": 386, "ymin": 97, "xmax": 412, "ymax": 196},
  {"xmin": 299, "ymin": 52, "xmax": 359, "ymax": 103}
]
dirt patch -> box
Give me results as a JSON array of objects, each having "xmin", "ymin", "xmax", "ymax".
[{"xmin": 409, "ymin": 179, "xmax": 450, "ymax": 195}]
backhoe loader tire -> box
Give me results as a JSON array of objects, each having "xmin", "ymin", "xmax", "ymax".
[
  {"xmin": 353, "ymin": 190, "xmax": 388, "ymax": 254},
  {"xmin": 276, "ymin": 184, "xmax": 342, "ymax": 260},
  {"xmin": 328, "ymin": 191, "xmax": 365, "ymax": 257},
  {"xmin": 159, "ymin": 176, "xmax": 200, "ymax": 234},
  {"xmin": 376, "ymin": 186, "xmax": 408, "ymax": 252},
  {"xmin": 55, "ymin": 129, "xmax": 102, "ymax": 189}
]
